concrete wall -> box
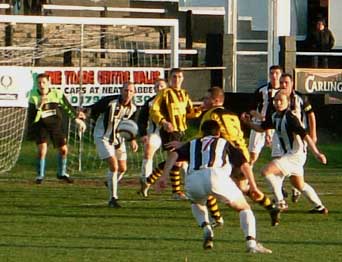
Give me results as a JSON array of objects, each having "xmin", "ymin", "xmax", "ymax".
[{"xmin": 182, "ymin": 69, "xmax": 211, "ymax": 101}]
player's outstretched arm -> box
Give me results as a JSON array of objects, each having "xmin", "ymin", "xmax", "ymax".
[
  {"xmin": 240, "ymin": 112, "xmax": 265, "ymax": 132},
  {"xmin": 304, "ymin": 135, "xmax": 327, "ymax": 164}
]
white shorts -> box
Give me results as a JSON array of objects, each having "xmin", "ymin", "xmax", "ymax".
[
  {"xmin": 271, "ymin": 133, "xmax": 284, "ymax": 158},
  {"xmin": 185, "ymin": 167, "xmax": 244, "ymax": 205},
  {"xmin": 248, "ymin": 130, "xmax": 266, "ymax": 154},
  {"xmin": 273, "ymin": 152, "xmax": 307, "ymax": 177},
  {"xmin": 147, "ymin": 133, "xmax": 162, "ymax": 151},
  {"xmin": 95, "ymin": 137, "xmax": 127, "ymax": 161}
]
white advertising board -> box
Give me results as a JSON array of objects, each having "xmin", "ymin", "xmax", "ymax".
[{"xmin": 0, "ymin": 67, "xmax": 164, "ymax": 107}]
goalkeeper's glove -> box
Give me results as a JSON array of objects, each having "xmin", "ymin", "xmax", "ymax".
[{"xmin": 75, "ymin": 118, "xmax": 86, "ymax": 133}]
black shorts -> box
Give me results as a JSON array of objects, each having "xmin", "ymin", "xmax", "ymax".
[
  {"xmin": 34, "ymin": 121, "xmax": 67, "ymax": 148},
  {"xmin": 160, "ymin": 130, "xmax": 185, "ymax": 151}
]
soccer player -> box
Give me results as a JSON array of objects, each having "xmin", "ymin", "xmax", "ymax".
[
  {"xmin": 241, "ymin": 90, "xmax": 328, "ymax": 225},
  {"xmin": 137, "ymin": 79, "xmax": 167, "ymax": 184},
  {"xmin": 27, "ymin": 73, "xmax": 86, "ymax": 184},
  {"xmin": 277, "ymin": 73, "xmax": 318, "ymax": 204},
  {"xmin": 248, "ymin": 65, "xmax": 282, "ymax": 167},
  {"xmin": 139, "ymin": 68, "xmax": 201, "ymax": 199},
  {"xmin": 199, "ymin": 87, "xmax": 278, "ymax": 225},
  {"xmin": 157, "ymin": 120, "xmax": 272, "ymax": 253},
  {"xmin": 88, "ymin": 82, "xmax": 138, "ymax": 208}
]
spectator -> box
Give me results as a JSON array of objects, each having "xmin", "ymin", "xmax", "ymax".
[{"xmin": 306, "ymin": 18, "xmax": 335, "ymax": 68}]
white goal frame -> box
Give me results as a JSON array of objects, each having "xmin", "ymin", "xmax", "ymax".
[{"xmin": 0, "ymin": 15, "xmax": 182, "ymax": 174}]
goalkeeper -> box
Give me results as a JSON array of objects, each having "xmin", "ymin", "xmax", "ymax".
[{"xmin": 27, "ymin": 73, "xmax": 86, "ymax": 184}]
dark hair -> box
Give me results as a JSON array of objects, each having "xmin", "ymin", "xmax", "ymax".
[
  {"xmin": 169, "ymin": 68, "xmax": 183, "ymax": 75},
  {"xmin": 207, "ymin": 86, "xmax": 224, "ymax": 101},
  {"xmin": 201, "ymin": 120, "xmax": 220, "ymax": 137},
  {"xmin": 154, "ymin": 78, "xmax": 167, "ymax": 84},
  {"xmin": 280, "ymin": 73, "xmax": 293, "ymax": 81},
  {"xmin": 316, "ymin": 17, "xmax": 326, "ymax": 25},
  {"xmin": 155, "ymin": 78, "xmax": 166, "ymax": 82},
  {"xmin": 269, "ymin": 65, "xmax": 282, "ymax": 72},
  {"xmin": 37, "ymin": 73, "xmax": 50, "ymax": 80}
]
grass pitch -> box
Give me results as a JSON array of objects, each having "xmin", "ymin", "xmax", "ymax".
[{"xmin": 0, "ymin": 141, "xmax": 341, "ymax": 261}]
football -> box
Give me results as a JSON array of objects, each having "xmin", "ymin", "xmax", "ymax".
[{"xmin": 117, "ymin": 119, "xmax": 139, "ymax": 141}]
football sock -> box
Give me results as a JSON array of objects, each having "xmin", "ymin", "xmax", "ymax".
[
  {"xmin": 37, "ymin": 158, "xmax": 46, "ymax": 178},
  {"xmin": 253, "ymin": 194, "xmax": 273, "ymax": 210},
  {"xmin": 239, "ymin": 209, "xmax": 256, "ymax": 239},
  {"xmin": 180, "ymin": 162, "xmax": 188, "ymax": 175},
  {"xmin": 57, "ymin": 154, "xmax": 67, "ymax": 177},
  {"xmin": 192, "ymin": 203, "xmax": 210, "ymax": 227},
  {"xmin": 107, "ymin": 170, "xmax": 118, "ymax": 200},
  {"xmin": 265, "ymin": 174, "xmax": 284, "ymax": 202},
  {"xmin": 117, "ymin": 172, "xmax": 125, "ymax": 182},
  {"xmin": 170, "ymin": 165, "xmax": 181, "ymax": 193},
  {"xmin": 301, "ymin": 183, "xmax": 323, "ymax": 207},
  {"xmin": 146, "ymin": 161, "xmax": 165, "ymax": 185},
  {"xmin": 292, "ymin": 187, "xmax": 301, "ymax": 196},
  {"xmin": 207, "ymin": 195, "xmax": 222, "ymax": 221},
  {"xmin": 141, "ymin": 159, "xmax": 153, "ymax": 178}
]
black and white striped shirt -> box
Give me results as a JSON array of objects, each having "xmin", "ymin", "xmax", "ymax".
[
  {"xmin": 176, "ymin": 136, "xmax": 246, "ymax": 173},
  {"xmin": 290, "ymin": 91, "xmax": 313, "ymax": 129},
  {"xmin": 90, "ymin": 95, "xmax": 137, "ymax": 145},
  {"xmin": 262, "ymin": 109, "xmax": 307, "ymax": 154},
  {"xmin": 253, "ymin": 83, "xmax": 280, "ymax": 122},
  {"xmin": 137, "ymin": 95, "xmax": 160, "ymax": 137}
]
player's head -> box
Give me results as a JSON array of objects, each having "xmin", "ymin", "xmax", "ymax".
[
  {"xmin": 273, "ymin": 90, "xmax": 290, "ymax": 112},
  {"xmin": 154, "ymin": 78, "xmax": 167, "ymax": 93},
  {"xmin": 269, "ymin": 65, "xmax": 282, "ymax": 88},
  {"xmin": 280, "ymin": 73, "xmax": 294, "ymax": 95},
  {"xmin": 37, "ymin": 73, "xmax": 50, "ymax": 95},
  {"xmin": 201, "ymin": 120, "xmax": 220, "ymax": 137},
  {"xmin": 121, "ymin": 81, "xmax": 135, "ymax": 105},
  {"xmin": 202, "ymin": 86, "xmax": 224, "ymax": 110},
  {"xmin": 169, "ymin": 68, "xmax": 184, "ymax": 89}
]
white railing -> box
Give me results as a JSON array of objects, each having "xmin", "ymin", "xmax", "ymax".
[
  {"xmin": 237, "ymin": 51, "xmax": 268, "ymax": 56},
  {"xmin": 297, "ymin": 52, "xmax": 342, "ymax": 57},
  {"xmin": 42, "ymin": 4, "xmax": 166, "ymax": 14},
  {"xmin": 0, "ymin": 4, "xmax": 10, "ymax": 9}
]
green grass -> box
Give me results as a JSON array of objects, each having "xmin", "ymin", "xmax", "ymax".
[{"xmin": 0, "ymin": 140, "xmax": 341, "ymax": 261}]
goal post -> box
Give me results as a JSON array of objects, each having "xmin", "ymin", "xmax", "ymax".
[
  {"xmin": 0, "ymin": 67, "xmax": 33, "ymax": 174},
  {"xmin": 0, "ymin": 15, "xmax": 182, "ymax": 175}
]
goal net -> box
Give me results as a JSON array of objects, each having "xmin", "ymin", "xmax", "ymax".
[
  {"xmin": 0, "ymin": 51, "xmax": 35, "ymax": 174},
  {"xmin": 0, "ymin": 108, "xmax": 27, "ymax": 174},
  {"xmin": 0, "ymin": 15, "xmax": 184, "ymax": 176}
]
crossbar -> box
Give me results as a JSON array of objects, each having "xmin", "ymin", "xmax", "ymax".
[{"xmin": 0, "ymin": 14, "xmax": 177, "ymax": 27}]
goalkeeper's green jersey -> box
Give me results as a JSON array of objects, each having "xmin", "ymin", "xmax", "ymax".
[{"xmin": 28, "ymin": 88, "xmax": 76, "ymax": 124}]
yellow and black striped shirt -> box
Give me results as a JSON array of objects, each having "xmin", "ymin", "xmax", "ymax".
[
  {"xmin": 150, "ymin": 87, "xmax": 199, "ymax": 132},
  {"xmin": 199, "ymin": 106, "xmax": 250, "ymax": 162}
]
